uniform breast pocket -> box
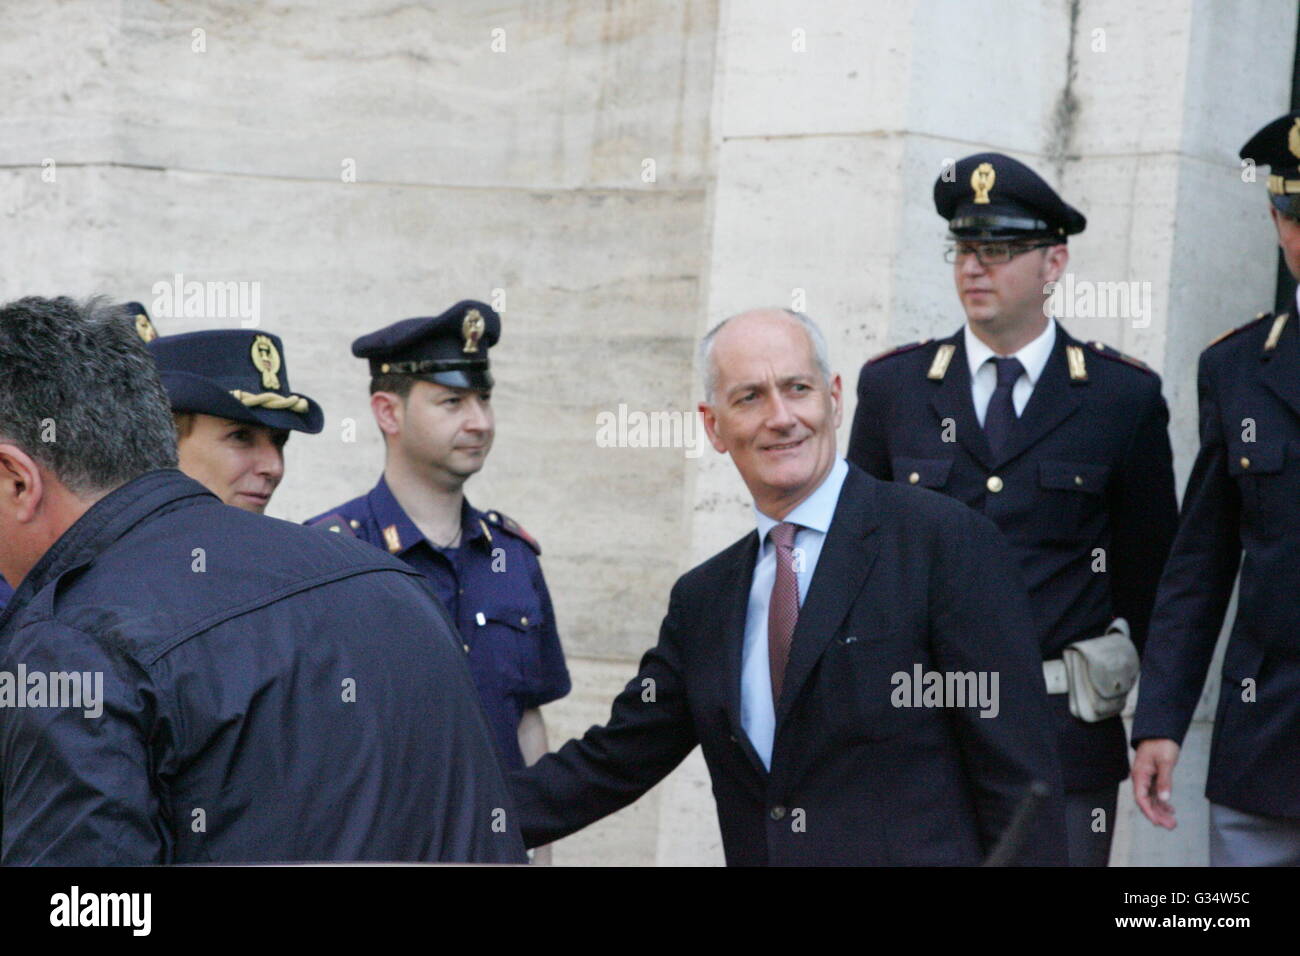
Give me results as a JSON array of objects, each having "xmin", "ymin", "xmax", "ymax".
[
  {"xmin": 1228, "ymin": 442, "xmax": 1295, "ymax": 538},
  {"xmin": 892, "ymin": 456, "xmax": 953, "ymax": 490},
  {"xmin": 1037, "ymin": 460, "xmax": 1110, "ymax": 539},
  {"xmin": 475, "ymin": 606, "xmax": 544, "ymax": 693}
]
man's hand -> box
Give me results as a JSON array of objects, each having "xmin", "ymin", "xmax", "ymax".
[{"xmin": 1132, "ymin": 738, "xmax": 1181, "ymax": 829}]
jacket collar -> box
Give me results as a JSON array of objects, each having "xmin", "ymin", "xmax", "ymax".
[
  {"xmin": 930, "ymin": 321, "xmax": 1085, "ymax": 469},
  {"xmin": 1260, "ymin": 311, "xmax": 1300, "ymax": 422},
  {"xmin": 365, "ymin": 475, "xmax": 489, "ymax": 555},
  {"xmin": 0, "ymin": 469, "xmax": 214, "ymax": 631}
]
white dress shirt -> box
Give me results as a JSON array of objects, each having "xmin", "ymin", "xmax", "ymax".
[
  {"xmin": 964, "ymin": 319, "xmax": 1056, "ymax": 426},
  {"xmin": 741, "ymin": 456, "xmax": 849, "ymax": 770}
]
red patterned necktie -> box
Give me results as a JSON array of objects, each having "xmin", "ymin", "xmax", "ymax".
[{"xmin": 767, "ymin": 521, "xmax": 801, "ymax": 705}]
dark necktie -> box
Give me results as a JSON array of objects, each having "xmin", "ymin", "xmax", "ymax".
[
  {"xmin": 983, "ymin": 356, "xmax": 1025, "ymax": 457},
  {"xmin": 767, "ymin": 522, "xmax": 800, "ymax": 705}
]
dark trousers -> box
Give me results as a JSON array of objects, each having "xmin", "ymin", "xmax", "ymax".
[{"xmin": 1065, "ymin": 784, "xmax": 1118, "ymax": 867}]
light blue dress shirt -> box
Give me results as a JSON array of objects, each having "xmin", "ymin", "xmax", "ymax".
[{"xmin": 742, "ymin": 456, "xmax": 850, "ymax": 769}]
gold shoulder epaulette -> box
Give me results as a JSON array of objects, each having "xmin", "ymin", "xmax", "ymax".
[
  {"xmin": 487, "ymin": 510, "xmax": 541, "ymax": 555},
  {"xmin": 867, "ymin": 338, "xmax": 932, "ymax": 365}
]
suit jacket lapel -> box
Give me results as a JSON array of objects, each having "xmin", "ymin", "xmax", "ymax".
[
  {"xmin": 1259, "ymin": 313, "xmax": 1300, "ymax": 423},
  {"xmin": 721, "ymin": 532, "xmax": 769, "ymax": 778},
  {"xmin": 775, "ymin": 467, "xmax": 882, "ymax": 727},
  {"xmin": 991, "ymin": 323, "xmax": 1084, "ymax": 468},
  {"xmin": 928, "ymin": 331, "xmax": 995, "ymax": 469}
]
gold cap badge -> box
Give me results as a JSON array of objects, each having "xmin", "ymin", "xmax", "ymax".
[
  {"xmin": 462, "ymin": 309, "xmax": 485, "ymax": 354},
  {"xmin": 1288, "ymin": 119, "xmax": 1300, "ymax": 160},
  {"xmin": 134, "ymin": 313, "xmax": 158, "ymax": 343},
  {"xmin": 250, "ymin": 334, "xmax": 282, "ymax": 390},
  {"xmin": 971, "ymin": 162, "xmax": 996, "ymax": 204}
]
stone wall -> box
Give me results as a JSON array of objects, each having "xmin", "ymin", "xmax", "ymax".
[{"xmin": 1, "ymin": 0, "xmax": 1291, "ymax": 865}]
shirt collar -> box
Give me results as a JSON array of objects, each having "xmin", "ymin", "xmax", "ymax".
[
  {"xmin": 367, "ymin": 476, "xmax": 487, "ymax": 554},
  {"xmin": 753, "ymin": 457, "xmax": 849, "ymax": 548},
  {"xmin": 964, "ymin": 319, "xmax": 1056, "ymax": 385}
]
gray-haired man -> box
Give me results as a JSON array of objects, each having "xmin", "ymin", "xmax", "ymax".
[{"xmin": 509, "ymin": 307, "xmax": 1068, "ymax": 865}]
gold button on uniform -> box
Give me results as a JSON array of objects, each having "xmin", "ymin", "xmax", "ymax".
[
  {"xmin": 1074, "ymin": 475, "xmax": 1083, "ymax": 486},
  {"xmin": 1240, "ymin": 457, "xmax": 1251, "ymax": 469},
  {"xmin": 475, "ymin": 612, "xmax": 486, "ymax": 626},
  {"xmin": 908, "ymin": 471, "xmax": 920, "ymax": 484},
  {"xmin": 520, "ymin": 616, "xmax": 529, "ymax": 626},
  {"xmin": 986, "ymin": 475, "xmax": 1003, "ymax": 493}
]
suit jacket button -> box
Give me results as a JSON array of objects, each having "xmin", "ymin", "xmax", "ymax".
[
  {"xmin": 986, "ymin": 475, "xmax": 1003, "ymax": 493},
  {"xmin": 908, "ymin": 471, "xmax": 920, "ymax": 484},
  {"xmin": 1240, "ymin": 457, "xmax": 1251, "ymax": 469},
  {"xmin": 1074, "ymin": 475, "xmax": 1083, "ymax": 486},
  {"xmin": 770, "ymin": 806, "xmax": 786, "ymax": 820}
]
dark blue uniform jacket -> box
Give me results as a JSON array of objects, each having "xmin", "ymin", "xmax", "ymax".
[
  {"xmin": 308, "ymin": 477, "xmax": 570, "ymax": 772},
  {"xmin": 847, "ymin": 323, "xmax": 1179, "ymax": 791},
  {"xmin": 1133, "ymin": 311, "xmax": 1300, "ymax": 817}
]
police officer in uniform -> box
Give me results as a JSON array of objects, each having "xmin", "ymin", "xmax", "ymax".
[
  {"xmin": 1132, "ymin": 113, "xmax": 1300, "ymax": 865},
  {"xmin": 309, "ymin": 300, "xmax": 571, "ymax": 860},
  {"xmin": 136, "ymin": 302, "xmax": 324, "ymax": 514},
  {"xmin": 847, "ymin": 153, "xmax": 1179, "ymax": 866}
]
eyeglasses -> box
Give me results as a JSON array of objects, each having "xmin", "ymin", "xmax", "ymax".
[{"xmin": 943, "ymin": 241, "xmax": 1057, "ymax": 267}]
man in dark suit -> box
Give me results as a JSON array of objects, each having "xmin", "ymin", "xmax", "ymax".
[
  {"xmin": 509, "ymin": 307, "xmax": 1067, "ymax": 865},
  {"xmin": 847, "ymin": 154, "xmax": 1179, "ymax": 866},
  {"xmin": 1132, "ymin": 112, "xmax": 1300, "ymax": 865}
]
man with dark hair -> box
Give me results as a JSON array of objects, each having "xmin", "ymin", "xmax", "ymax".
[
  {"xmin": 1132, "ymin": 112, "xmax": 1300, "ymax": 865},
  {"xmin": 0, "ymin": 296, "xmax": 524, "ymax": 864},
  {"xmin": 308, "ymin": 300, "xmax": 570, "ymax": 866}
]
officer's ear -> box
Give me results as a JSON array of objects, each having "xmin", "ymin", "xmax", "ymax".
[
  {"xmin": 1041, "ymin": 242, "xmax": 1069, "ymax": 284},
  {"xmin": 0, "ymin": 443, "xmax": 46, "ymax": 523},
  {"xmin": 370, "ymin": 391, "xmax": 405, "ymax": 439}
]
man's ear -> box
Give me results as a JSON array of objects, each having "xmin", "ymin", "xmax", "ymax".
[
  {"xmin": 0, "ymin": 443, "xmax": 45, "ymax": 523},
  {"xmin": 1269, "ymin": 203, "xmax": 1290, "ymax": 241},
  {"xmin": 828, "ymin": 373, "xmax": 844, "ymax": 430},
  {"xmin": 698, "ymin": 402, "xmax": 729, "ymax": 454},
  {"xmin": 370, "ymin": 392, "xmax": 405, "ymax": 439},
  {"xmin": 1042, "ymin": 243, "xmax": 1069, "ymax": 284}
]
